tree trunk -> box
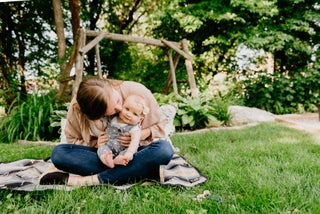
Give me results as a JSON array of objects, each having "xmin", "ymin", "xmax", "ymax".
[
  {"xmin": 17, "ymin": 37, "xmax": 27, "ymax": 98},
  {"xmin": 0, "ymin": 4, "xmax": 17, "ymax": 109},
  {"xmin": 85, "ymin": 0, "xmax": 104, "ymax": 76},
  {"xmin": 52, "ymin": 0, "xmax": 67, "ymax": 99},
  {"xmin": 52, "ymin": 0, "xmax": 66, "ymax": 70},
  {"xmin": 57, "ymin": 0, "xmax": 81, "ymax": 100},
  {"xmin": 70, "ymin": 0, "xmax": 80, "ymax": 41},
  {"xmin": 274, "ymin": 50, "xmax": 287, "ymax": 73}
]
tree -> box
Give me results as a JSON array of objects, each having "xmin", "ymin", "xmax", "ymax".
[
  {"xmin": 0, "ymin": 1, "xmax": 56, "ymax": 109},
  {"xmin": 152, "ymin": 0, "xmax": 319, "ymax": 75},
  {"xmin": 52, "ymin": 0, "xmax": 67, "ymax": 100},
  {"xmin": 240, "ymin": 0, "xmax": 319, "ymax": 73},
  {"xmin": 78, "ymin": 0, "xmax": 161, "ymax": 78},
  {"xmin": 147, "ymin": 0, "xmax": 319, "ymax": 112},
  {"xmin": 54, "ymin": 0, "xmax": 81, "ymax": 99}
]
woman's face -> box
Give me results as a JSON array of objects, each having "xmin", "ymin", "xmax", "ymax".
[{"xmin": 104, "ymin": 89, "xmax": 123, "ymax": 116}]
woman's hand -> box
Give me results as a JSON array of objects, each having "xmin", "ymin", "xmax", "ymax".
[
  {"xmin": 96, "ymin": 132, "xmax": 108, "ymax": 148},
  {"xmin": 117, "ymin": 128, "xmax": 151, "ymax": 147},
  {"xmin": 117, "ymin": 132, "xmax": 131, "ymax": 147}
]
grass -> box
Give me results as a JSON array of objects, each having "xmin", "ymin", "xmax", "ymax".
[{"xmin": 0, "ymin": 122, "xmax": 320, "ymax": 213}]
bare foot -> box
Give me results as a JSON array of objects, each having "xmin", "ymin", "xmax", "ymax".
[
  {"xmin": 100, "ymin": 151, "xmax": 115, "ymax": 168},
  {"xmin": 114, "ymin": 155, "xmax": 129, "ymax": 166}
]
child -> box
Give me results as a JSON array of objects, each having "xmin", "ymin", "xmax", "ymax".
[{"xmin": 97, "ymin": 94, "xmax": 149, "ymax": 168}]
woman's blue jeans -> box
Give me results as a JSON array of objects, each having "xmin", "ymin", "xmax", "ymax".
[{"xmin": 51, "ymin": 140, "xmax": 174, "ymax": 185}]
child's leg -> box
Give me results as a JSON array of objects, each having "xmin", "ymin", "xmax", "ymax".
[
  {"xmin": 114, "ymin": 149, "xmax": 132, "ymax": 166},
  {"xmin": 97, "ymin": 145, "xmax": 115, "ymax": 168},
  {"xmin": 100, "ymin": 151, "xmax": 115, "ymax": 168},
  {"xmin": 113, "ymin": 152, "xmax": 129, "ymax": 166}
]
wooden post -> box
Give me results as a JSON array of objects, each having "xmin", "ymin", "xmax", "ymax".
[
  {"xmin": 164, "ymin": 54, "xmax": 180, "ymax": 94},
  {"xmin": 72, "ymin": 28, "xmax": 86, "ymax": 97},
  {"xmin": 167, "ymin": 50, "xmax": 179, "ymax": 97},
  {"xmin": 80, "ymin": 32, "xmax": 107, "ymax": 54},
  {"xmin": 95, "ymin": 44, "xmax": 102, "ymax": 79},
  {"xmin": 161, "ymin": 39, "xmax": 192, "ymax": 60},
  {"xmin": 182, "ymin": 39, "xmax": 198, "ymax": 97}
]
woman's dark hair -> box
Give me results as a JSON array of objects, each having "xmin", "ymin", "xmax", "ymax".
[{"xmin": 76, "ymin": 78, "xmax": 110, "ymax": 120}]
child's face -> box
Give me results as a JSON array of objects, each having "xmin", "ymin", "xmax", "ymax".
[{"xmin": 118, "ymin": 98, "xmax": 144, "ymax": 125}]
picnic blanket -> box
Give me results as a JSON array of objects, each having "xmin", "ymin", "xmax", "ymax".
[{"xmin": 0, "ymin": 154, "xmax": 207, "ymax": 191}]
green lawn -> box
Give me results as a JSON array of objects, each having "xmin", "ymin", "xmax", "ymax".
[{"xmin": 0, "ymin": 122, "xmax": 319, "ymax": 213}]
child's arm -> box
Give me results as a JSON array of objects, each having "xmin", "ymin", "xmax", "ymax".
[{"xmin": 124, "ymin": 129, "xmax": 141, "ymax": 161}]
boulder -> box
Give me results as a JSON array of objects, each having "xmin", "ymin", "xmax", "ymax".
[{"xmin": 228, "ymin": 105, "xmax": 275, "ymax": 125}]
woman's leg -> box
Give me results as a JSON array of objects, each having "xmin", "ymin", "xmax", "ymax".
[
  {"xmin": 97, "ymin": 139, "xmax": 174, "ymax": 184},
  {"xmin": 49, "ymin": 140, "xmax": 174, "ymax": 186},
  {"xmin": 51, "ymin": 144, "xmax": 108, "ymax": 175}
]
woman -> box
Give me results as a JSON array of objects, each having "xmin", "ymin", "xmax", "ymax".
[{"xmin": 40, "ymin": 77, "xmax": 174, "ymax": 186}]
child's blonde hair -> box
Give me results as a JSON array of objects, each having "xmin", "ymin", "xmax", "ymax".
[{"xmin": 126, "ymin": 95, "xmax": 150, "ymax": 116}]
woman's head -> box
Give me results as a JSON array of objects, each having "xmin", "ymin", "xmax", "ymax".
[{"xmin": 76, "ymin": 78, "xmax": 122, "ymax": 120}]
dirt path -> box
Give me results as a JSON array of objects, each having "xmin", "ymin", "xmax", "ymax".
[{"xmin": 275, "ymin": 113, "xmax": 320, "ymax": 144}]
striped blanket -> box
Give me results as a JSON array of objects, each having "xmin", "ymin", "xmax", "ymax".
[{"xmin": 0, "ymin": 154, "xmax": 207, "ymax": 191}]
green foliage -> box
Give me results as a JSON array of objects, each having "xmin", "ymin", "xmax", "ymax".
[
  {"xmin": 0, "ymin": 92, "xmax": 64, "ymax": 143},
  {"xmin": 0, "ymin": 75, "xmax": 21, "ymax": 111},
  {"xmin": 154, "ymin": 73, "xmax": 240, "ymax": 131},
  {"xmin": 1, "ymin": 0, "xmax": 318, "ymax": 124},
  {"xmin": 50, "ymin": 108, "xmax": 68, "ymax": 128},
  {"xmin": 232, "ymin": 67, "xmax": 320, "ymax": 114},
  {"xmin": 155, "ymin": 92, "xmax": 232, "ymax": 131},
  {"xmin": 151, "ymin": 0, "xmax": 319, "ymax": 85},
  {"xmin": 49, "ymin": 104, "xmax": 69, "ymax": 138},
  {"xmin": 175, "ymin": 95, "xmax": 217, "ymax": 130},
  {"xmin": 110, "ymin": 44, "xmax": 171, "ymax": 93},
  {"xmin": 0, "ymin": 0, "xmax": 57, "ymax": 96}
]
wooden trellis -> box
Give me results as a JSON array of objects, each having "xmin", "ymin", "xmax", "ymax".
[{"xmin": 72, "ymin": 28, "xmax": 198, "ymax": 98}]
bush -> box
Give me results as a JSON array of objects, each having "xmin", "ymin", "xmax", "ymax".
[
  {"xmin": 154, "ymin": 92, "xmax": 232, "ymax": 131},
  {"xmin": 0, "ymin": 91, "xmax": 65, "ymax": 143},
  {"xmin": 232, "ymin": 68, "xmax": 320, "ymax": 114}
]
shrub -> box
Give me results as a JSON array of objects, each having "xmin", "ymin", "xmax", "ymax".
[
  {"xmin": 0, "ymin": 91, "xmax": 65, "ymax": 143},
  {"xmin": 174, "ymin": 95, "xmax": 220, "ymax": 130},
  {"xmin": 154, "ymin": 92, "xmax": 232, "ymax": 131},
  {"xmin": 232, "ymin": 68, "xmax": 320, "ymax": 114}
]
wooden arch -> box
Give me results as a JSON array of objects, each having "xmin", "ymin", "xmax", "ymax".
[{"xmin": 71, "ymin": 29, "xmax": 198, "ymax": 98}]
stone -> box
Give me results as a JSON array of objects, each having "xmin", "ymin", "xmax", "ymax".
[{"xmin": 228, "ymin": 105, "xmax": 275, "ymax": 125}]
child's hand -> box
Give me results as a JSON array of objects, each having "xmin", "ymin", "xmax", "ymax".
[{"xmin": 124, "ymin": 151, "xmax": 134, "ymax": 161}]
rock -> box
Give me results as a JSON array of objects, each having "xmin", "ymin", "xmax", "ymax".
[
  {"xmin": 60, "ymin": 118, "xmax": 67, "ymax": 144},
  {"xmin": 228, "ymin": 105, "xmax": 275, "ymax": 125}
]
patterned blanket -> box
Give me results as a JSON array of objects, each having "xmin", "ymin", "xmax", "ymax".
[{"xmin": 0, "ymin": 154, "xmax": 207, "ymax": 191}]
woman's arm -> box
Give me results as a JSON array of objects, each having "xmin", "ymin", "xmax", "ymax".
[
  {"xmin": 140, "ymin": 127, "xmax": 151, "ymax": 140},
  {"xmin": 64, "ymin": 98, "xmax": 96, "ymax": 146}
]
